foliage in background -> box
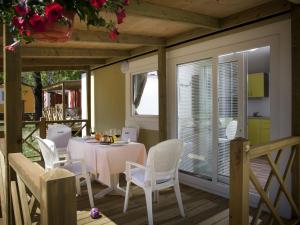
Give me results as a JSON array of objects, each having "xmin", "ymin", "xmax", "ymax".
[
  {"xmin": 0, "ymin": 70, "xmax": 82, "ymax": 86},
  {"xmin": 22, "ymin": 70, "xmax": 82, "ymax": 86}
]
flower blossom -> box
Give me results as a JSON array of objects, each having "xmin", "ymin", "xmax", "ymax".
[
  {"xmin": 45, "ymin": 3, "xmax": 64, "ymax": 23},
  {"xmin": 90, "ymin": 0, "xmax": 107, "ymax": 9},
  {"xmin": 29, "ymin": 14, "xmax": 46, "ymax": 32}
]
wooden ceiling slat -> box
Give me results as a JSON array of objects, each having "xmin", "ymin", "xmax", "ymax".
[
  {"xmin": 21, "ymin": 58, "xmax": 105, "ymax": 66},
  {"xmin": 71, "ymin": 30, "xmax": 165, "ymax": 46},
  {"xmin": 20, "ymin": 47, "xmax": 130, "ymax": 58},
  {"xmin": 127, "ymin": 0, "xmax": 220, "ymax": 29}
]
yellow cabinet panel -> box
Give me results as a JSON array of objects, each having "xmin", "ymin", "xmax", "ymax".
[
  {"xmin": 248, "ymin": 119, "xmax": 260, "ymax": 145},
  {"xmin": 248, "ymin": 118, "xmax": 270, "ymax": 145},
  {"xmin": 248, "ymin": 73, "xmax": 267, "ymax": 97}
]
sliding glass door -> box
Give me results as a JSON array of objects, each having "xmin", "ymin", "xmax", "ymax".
[
  {"xmin": 177, "ymin": 59, "xmax": 213, "ymax": 179},
  {"xmin": 177, "ymin": 54, "xmax": 245, "ymax": 183}
]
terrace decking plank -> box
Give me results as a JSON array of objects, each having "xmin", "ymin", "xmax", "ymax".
[{"xmin": 77, "ymin": 181, "xmax": 228, "ymax": 225}]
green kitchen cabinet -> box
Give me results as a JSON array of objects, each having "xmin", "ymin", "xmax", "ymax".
[
  {"xmin": 248, "ymin": 118, "xmax": 270, "ymax": 145},
  {"xmin": 248, "ymin": 73, "xmax": 268, "ymax": 97}
]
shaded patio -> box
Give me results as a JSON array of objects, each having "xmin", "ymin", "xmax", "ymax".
[{"xmin": 0, "ymin": 1, "xmax": 300, "ymax": 225}]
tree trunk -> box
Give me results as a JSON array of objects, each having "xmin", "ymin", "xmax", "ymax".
[{"xmin": 34, "ymin": 72, "xmax": 43, "ymax": 121}]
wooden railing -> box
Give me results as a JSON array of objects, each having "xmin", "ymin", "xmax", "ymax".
[
  {"xmin": 229, "ymin": 136, "xmax": 300, "ymax": 225},
  {"xmin": 13, "ymin": 117, "xmax": 89, "ymax": 160},
  {"xmin": 4, "ymin": 153, "xmax": 77, "ymax": 225}
]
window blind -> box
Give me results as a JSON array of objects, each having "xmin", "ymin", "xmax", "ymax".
[
  {"xmin": 177, "ymin": 59, "xmax": 213, "ymax": 179},
  {"xmin": 217, "ymin": 60, "xmax": 239, "ymax": 180}
]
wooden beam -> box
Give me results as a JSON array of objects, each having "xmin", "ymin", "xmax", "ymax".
[
  {"xmin": 98, "ymin": 4, "xmax": 291, "ymax": 69},
  {"xmin": 3, "ymin": 24, "xmax": 23, "ymax": 225},
  {"xmin": 158, "ymin": 47, "xmax": 167, "ymax": 141},
  {"xmin": 71, "ymin": 30, "xmax": 166, "ymax": 46},
  {"xmin": 292, "ymin": 4, "xmax": 300, "ymax": 215},
  {"xmin": 62, "ymin": 83, "xmax": 66, "ymax": 120},
  {"xmin": 221, "ymin": 0, "xmax": 291, "ymax": 28},
  {"xmin": 20, "ymin": 47, "xmax": 130, "ymax": 58},
  {"xmin": 22, "ymin": 58, "xmax": 106, "ymax": 66},
  {"xmin": 229, "ymin": 138, "xmax": 250, "ymax": 225},
  {"xmin": 167, "ymin": 1, "xmax": 291, "ymax": 46},
  {"xmin": 127, "ymin": 0, "xmax": 220, "ymax": 29},
  {"xmin": 40, "ymin": 168, "xmax": 76, "ymax": 225},
  {"xmin": 86, "ymin": 69, "xmax": 91, "ymax": 136}
]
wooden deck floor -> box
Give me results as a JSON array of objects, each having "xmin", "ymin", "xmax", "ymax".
[{"xmin": 77, "ymin": 182, "xmax": 228, "ymax": 225}]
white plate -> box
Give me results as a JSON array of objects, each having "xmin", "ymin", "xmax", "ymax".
[
  {"xmin": 114, "ymin": 141, "xmax": 129, "ymax": 144},
  {"xmin": 110, "ymin": 143, "xmax": 128, "ymax": 146}
]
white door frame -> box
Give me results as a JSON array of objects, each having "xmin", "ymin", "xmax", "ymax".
[{"xmin": 167, "ymin": 20, "xmax": 291, "ymax": 212}]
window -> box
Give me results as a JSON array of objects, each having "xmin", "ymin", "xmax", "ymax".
[{"xmin": 132, "ymin": 71, "xmax": 158, "ymax": 116}]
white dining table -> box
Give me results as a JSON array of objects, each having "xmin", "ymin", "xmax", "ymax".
[{"xmin": 67, "ymin": 137, "xmax": 147, "ymax": 198}]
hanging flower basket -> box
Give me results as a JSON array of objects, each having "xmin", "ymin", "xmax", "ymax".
[
  {"xmin": 0, "ymin": 0, "xmax": 129, "ymax": 51},
  {"xmin": 31, "ymin": 11, "xmax": 75, "ymax": 43}
]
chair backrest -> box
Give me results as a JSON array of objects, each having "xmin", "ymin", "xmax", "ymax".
[
  {"xmin": 225, "ymin": 120, "xmax": 238, "ymax": 140},
  {"xmin": 35, "ymin": 136, "xmax": 59, "ymax": 170},
  {"xmin": 121, "ymin": 127, "xmax": 139, "ymax": 142},
  {"xmin": 145, "ymin": 139, "xmax": 183, "ymax": 186},
  {"xmin": 47, "ymin": 124, "xmax": 72, "ymax": 148}
]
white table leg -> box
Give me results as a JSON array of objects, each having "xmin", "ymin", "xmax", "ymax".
[{"xmin": 94, "ymin": 174, "xmax": 126, "ymax": 199}]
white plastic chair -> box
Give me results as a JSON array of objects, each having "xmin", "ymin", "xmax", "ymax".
[
  {"xmin": 121, "ymin": 127, "xmax": 139, "ymax": 142},
  {"xmin": 218, "ymin": 120, "xmax": 238, "ymax": 143},
  {"xmin": 35, "ymin": 136, "xmax": 94, "ymax": 208},
  {"xmin": 47, "ymin": 124, "xmax": 72, "ymax": 157},
  {"xmin": 123, "ymin": 139, "xmax": 185, "ymax": 225}
]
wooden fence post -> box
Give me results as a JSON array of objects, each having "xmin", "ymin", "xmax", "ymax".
[
  {"xmin": 229, "ymin": 137, "xmax": 250, "ymax": 225},
  {"xmin": 86, "ymin": 68, "xmax": 91, "ymax": 136},
  {"xmin": 39, "ymin": 117, "xmax": 47, "ymax": 139},
  {"xmin": 40, "ymin": 168, "xmax": 77, "ymax": 225}
]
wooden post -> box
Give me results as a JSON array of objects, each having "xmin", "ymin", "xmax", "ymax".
[
  {"xmin": 86, "ymin": 68, "xmax": 91, "ymax": 136},
  {"xmin": 292, "ymin": 4, "xmax": 300, "ymax": 212},
  {"xmin": 62, "ymin": 83, "xmax": 66, "ymax": 120},
  {"xmin": 39, "ymin": 117, "xmax": 47, "ymax": 139},
  {"xmin": 3, "ymin": 24, "xmax": 23, "ymax": 225},
  {"xmin": 40, "ymin": 168, "xmax": 77, "ymax": 225},
  {"xmin": 229, "ymin": 137, "xmax": 250, "ymax": 225},
  {"xmin": 158, "ymin": 47, "xmax": 167, "ymax": 141}
]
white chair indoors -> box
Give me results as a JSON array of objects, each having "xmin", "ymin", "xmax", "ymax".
[
  {"xmin": 218, "ymin": 120, "xmax": 238, "ymax": 144},
  {"xmin": 121, "ymin": 126, "xmax": 139, "ymax": 142},
  {"xmin": 35, "ymin": 136, "xmax": 94, "ymax": 208},
  {"xmin": 47, "ymin": 124, "xmax": 72, "ymax": 157},
  {"xmin": 123, "ymin": 139, "xmax": 185, "ymax": 225}
]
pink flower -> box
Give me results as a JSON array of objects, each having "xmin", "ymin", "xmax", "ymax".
[
  {"xmin": 29, "ymin": 14, "xmax": 46, "ymax": 32},
  {"xmin": 90, "ymin": 0, "xmax": 107, "ymax": 8},
  {"xmin": 5, "ymin": 45, "xmax": 16, "ymax": 52},
  {"xmin": 108, "ymin": 28, "xmax": 119, "ymax": 41},
  {"xmin": 124, "ymin": 0, "xmax": 129, "ymax": 5},
  {"xmin": 45, "ymin": 3, "xmax": 64, "ymax": 23},
  {"xmin": 14, "ymin": 2, "xmax": 30, "ymax": 16},
  {"xmin": 116, "ymin": 8, "xmax": 126, "ymax": 24},
  {"xmin": 5, "ymin": 41, "xmax": 20, "ymax": 52},
  {"xmin": 12, "ymin": 16, "xmax": 25, "ymax": 29}
]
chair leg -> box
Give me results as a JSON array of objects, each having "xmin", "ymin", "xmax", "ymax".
[
  {"xmin": 144, "ymin": 189, "xmax": 153, "ymax": 225},
  {"xmin": 85, "ymin": 175, "xmax": 94, "ymax": 208},
  {"xmin": 76, "ymin": 177, "xmax": 81, "ymax": 196},
  {"xmin": 174, "ymin": 183, "xmax": 185, "ymax": 217},
  {"xmin": 123, "ymin": 181, "xmax": 131, "ymax": 213}
]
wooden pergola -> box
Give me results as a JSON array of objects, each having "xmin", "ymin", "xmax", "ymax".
[{"xmin": 1, "ymin": 0, "xmax": 300, "ymax": 224}]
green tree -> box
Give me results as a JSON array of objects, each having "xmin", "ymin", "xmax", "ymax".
[{"xmin": 22, "ymin": 70, "xmax": 82, "ymax": 86}]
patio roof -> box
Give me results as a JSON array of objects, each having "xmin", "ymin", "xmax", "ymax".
[{"xmin": 0, "ymin": 0, "xmax": 292, "ymax": 72}]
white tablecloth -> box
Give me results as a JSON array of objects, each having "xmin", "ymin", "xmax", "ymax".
[{"xmin": 67, "ymin": 137, "xmax": 147, "ymax": 186}]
